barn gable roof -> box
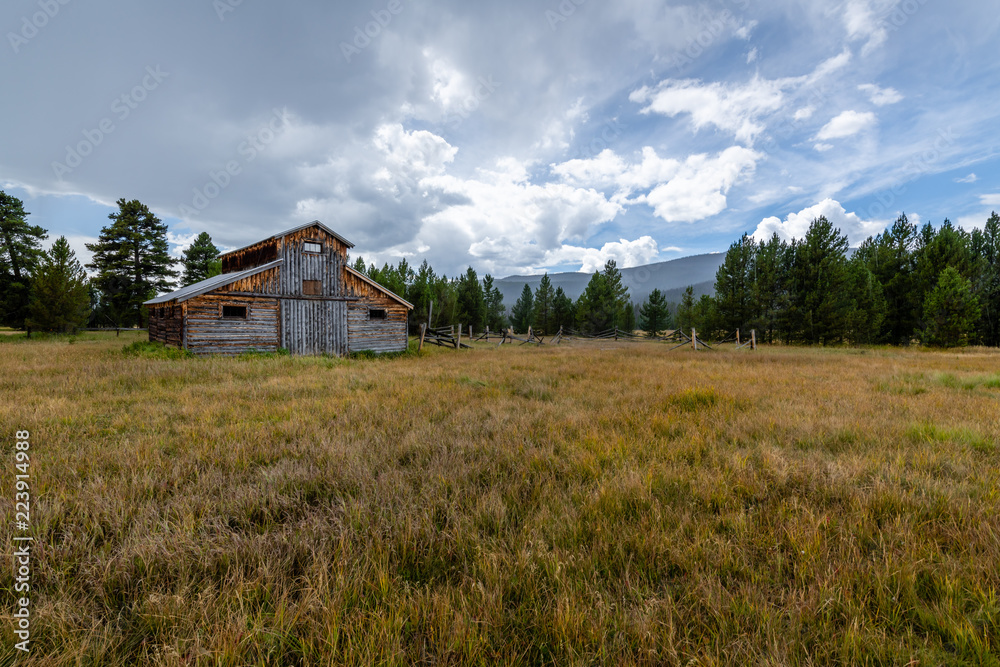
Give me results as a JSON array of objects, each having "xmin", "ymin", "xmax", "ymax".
[
  {"xmin": 219, "ymin": 220, "xmax": 354, "ymax": 259},
  {"xmin": 143, "ymin": 260, "xmax": 283, "ymax": 305},
  {"xmin": 345, "ymin": 265, "xmax": 414, "ymax": 309}
]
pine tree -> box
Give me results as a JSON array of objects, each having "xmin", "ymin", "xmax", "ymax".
[
  {"xmin": 922, "ymin": 267, "xmax": 980, "ymax": 347},
  {"xmin": 787, "ymin": 216, "xmax": 852, "ymax": 344},
  {"xmin": 532, "ymin": 274, "xmax": 555, "ymax": 333},
  {"xmin": 575, "ymin": 271, "xmax": 611, "ymax": 333},
  {"xmin": 86, "ymin": 198, "xmax": 178, "ymax": 327},
  {"xmin": 752, "ymin": 233, "xmax": 790, "ymax": 343},
  {"xmin": 913, "ymin": 219, "xmax": 973, "ymax": 323},
  {"xmin": 602, "ymin": 259, "xmax": 631, "ymax": 328},
  {"xmin": 972, "ymin": 212, "xmax": 1000, "ymax": 346},
  {"xmin": 181, "ymin": 232, "xmax": 221, "ymax": 286},
  {"xmin": 846, "ymin": 258, "xmax": 887, "ymax": 344},
  {"xmin": 714, "ymin": 233, "xmax": 756, "ymax": 334},
  {"xmin": 552, "ymin": 287, "xmax": 575, "ymax": 332},
  {"xmin": 26, "ymin": 237, "xmax": 90, "ymax": 333},
  {"xmin": 482, "ymin": 274, "xmax": 507, "ymax": 331},
  {"xmin": 675, "ymin": 286, "xmax": 696, "ymax": 332},
  {"xmin": 456, "ymin": 266, "xmax": 485, "ymax": 331},
  {"xmin": 0, "ymin": 190, "xmax": 47, "ymax": 329},
  {"xmin": 351, "ymin": 255, "xmax": 367, "ymax": 274},
  {"xmin": 639, "ymin": 288, "xmax": 670, "ymax": 336},
  {"xmin": 511, "ymin": 283, "xmax": 534, "ymax": 333}
]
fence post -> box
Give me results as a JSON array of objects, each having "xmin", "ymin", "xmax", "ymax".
[
  {"xmin": 419, "ymin": 323, "xmax": 426, "ymax": 351},
  {"xmin": 486, "ymin": 326, "xmax": 490, "ymax": 342},
  {"xmin": 736, "ymin": 329, "xmax": 740, "ymax": 346},
  {"xmin": 456, "ymin": 324, "xmax": 462, "ymax": 349},
  {"xmin": 692, "ymin": 328, "xmax": 697, "ymax": 351},
  {"xmin": 469, "ymin": 325, "xmax": 473, "ymax": 341},
  {"xmin": 615, "ymin": 327, "xmax": 619, "ymax": 341},
  {"xmin": 751, "ymin": 329, "xmax": 757, "ymax": 351}
]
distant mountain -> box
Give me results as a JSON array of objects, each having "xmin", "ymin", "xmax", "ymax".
[{"xmin": 495, "ymin": 253, "xmax": 725, "ymax": 307}]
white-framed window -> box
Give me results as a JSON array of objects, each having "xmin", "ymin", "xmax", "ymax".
[{"xmin": 303, "ymin": 241, "xmax": 322, "ymax": 253}]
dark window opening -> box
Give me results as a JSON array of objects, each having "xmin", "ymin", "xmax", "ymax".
[
  {"xmin": 369, "ymin": 308, "xmax": 387, "ymax": 320},
  {"xmin": 303, "ymin": 280, "xmax": 322, "ymax": 295},
  {"xmin": 303, "ymin": 241, "xmax": 322, "ymax": 253},
  {"xmin": 222, "ymin": 305, "xmax": 248, "ymax": 319}
]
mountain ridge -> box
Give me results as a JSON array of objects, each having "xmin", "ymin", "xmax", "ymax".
[{"xmin": 494, "ymin": 252, "xmax": 725, "ymax": 307}]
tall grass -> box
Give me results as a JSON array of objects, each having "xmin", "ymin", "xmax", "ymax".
[{"xmin": 1, "ymin": 332, "xmax": 998, "ymax": 665}]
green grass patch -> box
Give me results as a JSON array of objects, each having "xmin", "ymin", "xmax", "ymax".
[{"xmin": 121, "ymin": 340, "xmax": 194, "ymax": 359}]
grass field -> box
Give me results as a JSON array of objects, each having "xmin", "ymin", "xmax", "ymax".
[{"xmin": 1, "ymin": 332, "xmax": 999, "ymax": 665}]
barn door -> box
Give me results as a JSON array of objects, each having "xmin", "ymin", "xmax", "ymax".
[{"xmin": 281, "ymin": 299, "xmax": 348, "ymax": 355}]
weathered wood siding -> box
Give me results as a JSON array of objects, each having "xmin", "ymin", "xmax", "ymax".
[
  {"xmin": 280, "ymin": 299, "xmax": 348, "ymax": 355},
  {"xmin": 147, "ymin": 303, "xmax": 183, "ymax": 347},
  {"xmin": 279, "ymin": 226, "xmax": 347, "ymax": 297},
  {"xmin": 220, "ymin": 238, "xmax": 279, "ymax": 273},
  {"xmin": 185, "ymin": 294, "xmax": 279, "ymax": 355},
  {"xmin": 217, "ymin": 266, "xmax": 281, "ymax": 295},
  {"xmin": 343, "ymin": 271, "xmax": 408, "ymax": 353}
]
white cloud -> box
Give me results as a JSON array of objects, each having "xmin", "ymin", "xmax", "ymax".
[
  {"xmin": 752, "ymin": 198, "xmax": 888, "ymax": 245},
  {"xmin": 746, "ymin": 47, "xmax": 759, "ymax": 64},
  {"xmin": 639, "ymin": 147, "xmax": 760, "ymax": 222},
  {"xmin": 553, "ymin": 145, "xmax": 760, "ymax": 223},
  {"xmin": 842, "ymin": 0, "xmax": 893, "ymax": 55},
  {"xmin": 630, "ymin": 76, "xmax": 789, "ymax": 145},
  {"xmin": 794, "ymin": 106, "xmax": 816, "ymax": 121},
  {"xmin": 858, "ymin": 83, "xmax": 903, "ymax": 106},
  {"xmin": 815, "ymin": 110, "xmax": 877, "ymax": 141},
  {"xmin": 814, "ymin": 143, "xmax": 834, "ymax": 152},
  {"xmin": 981, "ymin": 194, "xmax": 1000, "ymax": 206},
  {"xmin": 735, "ymin": 20, "xmax": 758, "ymax": 40},
  {"xmin": 955, "ymin": 173, "xmax": 978, "ymax": 184},
  {"xmin": 542, "ymin": 236, "xmax": 660, "ymax": 272},
  {"xmin": 372, "ymin": 123, "xmax": 458, "ymax": 177}
]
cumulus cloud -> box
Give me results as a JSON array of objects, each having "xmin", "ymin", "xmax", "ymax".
[
  {"xmin": 639, "ymin": 147, "xmax": 760, "ymax": 222},
  {"xmin": 542, "ymin": 236, "xmax": 660, "ymax": 273},
  {"xmin": 552, "ymin": 145, "xmax": 759, "ymax": 223},
  {"xmin": 752, "ymin": 198, "xmax": 888, "ymax": 245},
  {"xmin": 815, "ymin": 110, "xmax": 877, "ymax": 141},
  {"xmin": 858, "ymin": 83, "xmax": 903, "ymax": 106}
]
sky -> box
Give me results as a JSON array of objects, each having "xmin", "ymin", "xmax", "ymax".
[{"xmin": 2, "ymin": 0, "xmax": 999, "ymax": 278}]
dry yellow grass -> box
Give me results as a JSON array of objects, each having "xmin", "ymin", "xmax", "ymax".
[{"xmin": 1, "ymin": 332, "xmax": 999, "ymax": 665}]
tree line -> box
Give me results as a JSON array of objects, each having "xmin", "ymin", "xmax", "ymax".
[
  {"xmin": 4, "ymin": 186, "xmax": 996, "ymax": 349},
  {"xmin": 695, "ymin": 213, "xmax": 999, "ymax": 348}
]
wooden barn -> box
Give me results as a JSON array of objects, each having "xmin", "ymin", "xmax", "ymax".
[{"xmin": 144, "ymin": 221, "xmax": 412, "ymax": 355}]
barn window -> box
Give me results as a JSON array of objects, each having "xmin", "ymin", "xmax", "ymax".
[
  {"xmin": 303, "ymin": 241, "xmax": 322, "ymax": 253},
  {"xmin": 156, "ymin": 307, "xmax": 164, "ymax": 318},
  {"xmin": 222, "ymin": 305, "xmax": 248, "ymax": 319},
  {"xmin": 369, "ymin": 308, "xmax": 387, "ymax": 320},
  {"xmin": 303, "ymin": 280, "xmax": 322, "ymax": 295}
]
